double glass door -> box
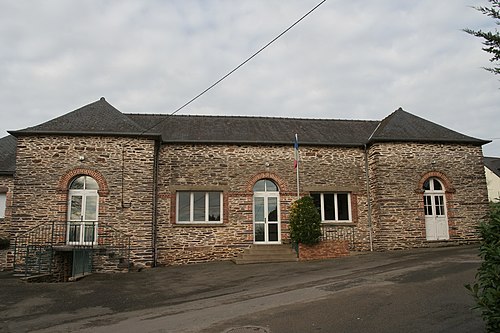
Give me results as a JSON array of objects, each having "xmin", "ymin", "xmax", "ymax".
[
  {"xmin": 253, "ymin": 179, "xmax": 280, "ymax": 244},
  {"xmin": 67, "ymin": 176, "xmax": 99, "ymax": 245}
]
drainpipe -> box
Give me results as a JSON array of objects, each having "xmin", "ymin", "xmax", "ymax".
[
  {"xmin": 152, "ymin": 140, "xmax": 160, "ymax": 267},
  {"xmin": 364, "ymin": 144, "xmax": 374, "ymax": 251}
]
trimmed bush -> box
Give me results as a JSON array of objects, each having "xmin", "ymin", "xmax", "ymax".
[
  {"xmin": 466, "ymin": 202, "xmax": 500, "ymax": 332},
  {"xmin": 289, "ymin": 196, "xmax": 322, "ymax": 246}
]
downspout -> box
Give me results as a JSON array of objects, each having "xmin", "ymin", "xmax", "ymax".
[
  {"xmin": 152, "ymin": 139, "xmax": 160, "ymax": 267},
  {"xmin": 364, "ymin": 144, "xmax": 374, "ymax": 252},
  {"xmin": 364, "ymin": 121, "xmax": 381, "ymax": 252}
]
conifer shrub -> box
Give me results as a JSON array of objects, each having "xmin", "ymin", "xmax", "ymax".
[
  {"xmin": 289, "ymin": 196, "xmax": 322, "ymax": 246},
  {"xmin": 466, "ymin": 201, "xmax": 500, "ymax": 332}
]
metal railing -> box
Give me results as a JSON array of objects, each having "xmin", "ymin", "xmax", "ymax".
[
  {"xmin": 320, "ymin": 224, "xmax": 355, "ymax": 250},
  {"xmin": 13, "ymin": 221, "xmax": 131, "ymax": 278}
]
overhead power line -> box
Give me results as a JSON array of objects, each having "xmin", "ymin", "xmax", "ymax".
[{"xmin": 140, "ymin": 0, "xmax": 328, "ymax": 134}]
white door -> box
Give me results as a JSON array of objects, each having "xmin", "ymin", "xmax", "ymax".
[
  {"xmin": 253, "ymin": 180, "xmax": 281, "ymax": 244},
  {"xmin": 423, "ymin": 178, "xmax": 449, "ymax": 241},
  {"xmin": 67, "ymin": 176, "xmax": 99, "ymax": 245}
]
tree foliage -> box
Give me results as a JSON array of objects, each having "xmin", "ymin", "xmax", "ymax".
[
  {"xmin": 464, "ymin": 0, "xmax": 500, "ymax": 75},
  {"xmin": 289, "ymin": 196, "xmax": 322, "ymax": 246},
  {"xmin": 466, "ymin": 202, "xmax": 500, "ymax": 332}
]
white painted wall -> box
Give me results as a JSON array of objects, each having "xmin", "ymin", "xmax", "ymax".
[{"xmin": 485, "ymin": 167, "xmax": 500, "ymax": 202}]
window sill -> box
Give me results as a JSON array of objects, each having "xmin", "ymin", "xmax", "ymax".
[
  {"xmin": 321, "ymin": 222, "xmax": 355, "ymax": 227},
  {"xmin": 174, "ymin": 223, "xmax": 225, "ymax": 227}
]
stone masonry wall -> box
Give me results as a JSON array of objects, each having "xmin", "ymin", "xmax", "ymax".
[
  {"xmin": 368, "ymin": 142, "xmax": 488, "ymax": 250},
  {"xmin": 156, "ymin": 143, "xmax": 370, "ymax": 265},
  {"xmin": 11, "ymin": 135, "xmax": 156, "ymax": 270},
  {"xmin": 0, "ymin": 175, "xmax": 13, "ymax": 239}
]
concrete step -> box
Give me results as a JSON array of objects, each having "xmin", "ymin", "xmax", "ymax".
[{"xmin": 233, "ymin": 244, "xmax": 298, "ymax": 264}]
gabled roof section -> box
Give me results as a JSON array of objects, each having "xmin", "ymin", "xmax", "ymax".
[
  {"xmin": 369, "ymin": 108, "xmax": 489, "ymax": 145},
  {"xmin": 0, "ymin": 135, "xmax": 16, "ymax": 175},
  {"xmin": 10, "ymin": 98, "xmax": 158, "ymax": 138},
  {"xmin": 484, "ymin": 157, "xmax": 500, "ymax": 178},
  {"xmin": 126, "ymin": 114, "xmax": 380, "ymax": 146}
]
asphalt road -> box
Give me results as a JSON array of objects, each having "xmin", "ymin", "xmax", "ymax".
[{"xmin": 0, "ymin": 245, "xmax": 484, "ymax": 333}]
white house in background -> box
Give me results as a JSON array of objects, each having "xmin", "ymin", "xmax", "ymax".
[{"xmin": 484, "ymin": 157, "xmax": 500, "ymax": 202}]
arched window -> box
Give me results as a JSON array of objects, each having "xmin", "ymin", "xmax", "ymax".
[
  {"xmin": 423, "ymin": 177, "xmax": 449, "ymax": 240},
  {"xmin": 67, "ymin": 175, "xmax": 99, "ymax": 245}
]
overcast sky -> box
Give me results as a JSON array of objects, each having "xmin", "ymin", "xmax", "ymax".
[{"xmin": 1, "ymin": 0, "xmax": 499, "ymax": 156}]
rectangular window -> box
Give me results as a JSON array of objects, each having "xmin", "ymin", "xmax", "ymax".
[
  {"xmin": 0, "ymin": 193, "xmax": 6, "ymax": 218},
  {"xmin": 177, "ymin": 192, "xmax": 223, "ymax": 223},
  {"xmin": 311, "ymin": 192, "xmax": 351, "ymax": 222}
]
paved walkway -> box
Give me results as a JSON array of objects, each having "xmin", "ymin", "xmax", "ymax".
[{"xmin": 0, "ymin": 245, "xmax": 484, "ymax": 332}]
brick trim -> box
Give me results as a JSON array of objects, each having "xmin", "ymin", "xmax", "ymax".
[
  {"xmin": 416, "ymin": 171, "xmax": 455, "ymax": 194},
  {"xmin": 57, "ymin": 168, "xmax": 109, "ymax": 196},
  {"xmin": 245, "ymin": 172, "xmax": 288, "ymax": 192}
]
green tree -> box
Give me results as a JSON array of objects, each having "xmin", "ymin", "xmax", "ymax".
[
  {"xmin": 466, "ymin": 202, "xmax": 500, "ymax": 332},
  {"xmin": 289, "ymin": 196, "xmax": 322, "ymax": 246},
  {"xmin": 464, "ymin": 0, "xmax": 500, "ymax": 75}
]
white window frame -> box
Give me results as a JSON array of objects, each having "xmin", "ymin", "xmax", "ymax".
[
  {"xmin": 176, "ymin": 191, "xmax": 223, "ymax": 224},
  {"xmin": 0, "ymin": 192, "xmax": 6, "ymax": 218},
  {"xmin": 312, "ymin": 192, "xmax": 352, "ymax": 223}
]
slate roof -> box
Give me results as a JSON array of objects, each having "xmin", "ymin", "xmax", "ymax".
[
  {"xmin": 127, "ymin": 114, "xmax": 379, "ymax": 146},
  {"xmin": 2, "ymin": 98, "xmax": 489, "ymax": 174},
  {"xmin": 369, "ymin": 108, "xmax": 489, "ymax": 145},
  {"xmin": 10, "ymin": 98, "xmax": 159, "ymax": 138},
  {"xmin": 0, "ymin": 135, "xmax": 16, "ymax": 175},
  {"xmin": 484, "ymin": 157, "xmax": 500, "ymax": 178}
]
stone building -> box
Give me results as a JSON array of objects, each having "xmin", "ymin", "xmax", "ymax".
[{"xmin": 0, "ymin": 98, "xmax": 490, "ymax": 279}]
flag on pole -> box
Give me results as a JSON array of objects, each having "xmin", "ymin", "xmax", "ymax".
[{"xmin": 294, "ymin": 133, "xmax": 299, "ymax": 169}]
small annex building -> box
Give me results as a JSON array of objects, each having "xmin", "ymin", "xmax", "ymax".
[
  {"xmin": 0, "ymin": 98, "xmax": 491, "ymax": 280},
  {"xmin": 484, "ymin": 156, "xmax": 500, "ymax": 202}
]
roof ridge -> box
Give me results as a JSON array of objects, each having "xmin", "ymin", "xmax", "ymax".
[{"xmin": 125, "ymin": 113, "xmax": 380, "ymax": 123}]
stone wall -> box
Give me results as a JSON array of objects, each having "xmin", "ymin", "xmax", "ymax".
[
  {"xmin": 155, "ymin": 143, "xmax": 370, "ymax": 265},
  {"xmin": 0, "ymin": 175, "xmax": 13, "ymax": 239},
  {"xmin": 0, "ymin": 175, "xmax": 14, "ymax": 270},
  {"xmin": 367, "ymin": 142, "xmax": 488, "ymax": 250},
  {"xmin": 11, "ymin": 135, "xmax": 156, "ymax": 269}
]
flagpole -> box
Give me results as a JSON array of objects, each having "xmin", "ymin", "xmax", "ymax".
[{"xmin": 295, "ymin": 133, "xmax": 300, "ymax": 199}]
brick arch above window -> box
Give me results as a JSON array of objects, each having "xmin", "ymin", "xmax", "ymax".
[
  {"xmin": 416, "ymin": 171, "xmax": 455, "ymax": 194},
  {"xmin": 246, "ymin": 172, "xmax": 288, "ymax": 193},
  {"xmin": 58, "ymin": 168, "xmax": 109, "ymax": 196}
]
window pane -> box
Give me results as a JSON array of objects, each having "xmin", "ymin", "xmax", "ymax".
[
  {"xmin": 324, "ymin": 194, "xmax": 335, "ymax": 220},
  {"xmin": 84, "ymin": 224, "xmax": 95, "ymax": 242},
  {"xmin": 268, "ymin": 223, "xmax": 278, "ymax": 242},
  {"xmin": 0, "ymin": 193, "xmax": 6, "ymax": 218},
  {"xmin": 68, "ymin": 223, "xmax": 80, "ymax": 242},
  {"xmin": 254, "ymin": 223, "xmax": 265, "ymax": 241},
  {"xmin": 208, "ymin": 192, "xmax": 221, "ymax": 221},
  {"xmin": 193, "ymin": 192, "xmax": 206, "ymax": 221},
  {"xmin": 253, "ymin": 180, "xmax": 266, "ymax": 192},
  {"xmin": 70, "ymin": 196, "xmax": 83, "ymax": 220},
  {"xmin": 268, "ymin": 197, "xmax": 278, "ymax": 222},
  {"xmin": 70, "ymin": 176, "xmax": 85, "ymax": 189},
  {"xmin": 423, "ymin": 179, "xmax": 430, "ymax": 191},
  {"xmin": 254, "ymin": 197, "xmax": 265, "ymax": 222},
  {"xmin": 433, "ymin": 179, "xmax": 442, "ymax": 191},
  {"xmin": 178, "ymin": 192, "xmax": 190, "ymax": 221},
  {"xmin": 435, "ymin": 195, "xmax": 445, "ymax": 216},
  {"xmin": 85, "ymin": 177, "xmax": 99, "ymax": 190},
  {"xmin": 311, "ymin": 194, "xmax": 321, "ymax": 216},
  {"xmin": 337, "ymin": 194, "xmax": 349, "ymax": 220},
  {"xmin": 85, "ymin": 196, "xmax": 98, "ymax": 221},
  {"xmin": 424, "ymin": 195, "xmax": 432, "ymax": 215},
  {"xmin": 265, "ymin": 180, "xmax": 278, "ymax": 192}
]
